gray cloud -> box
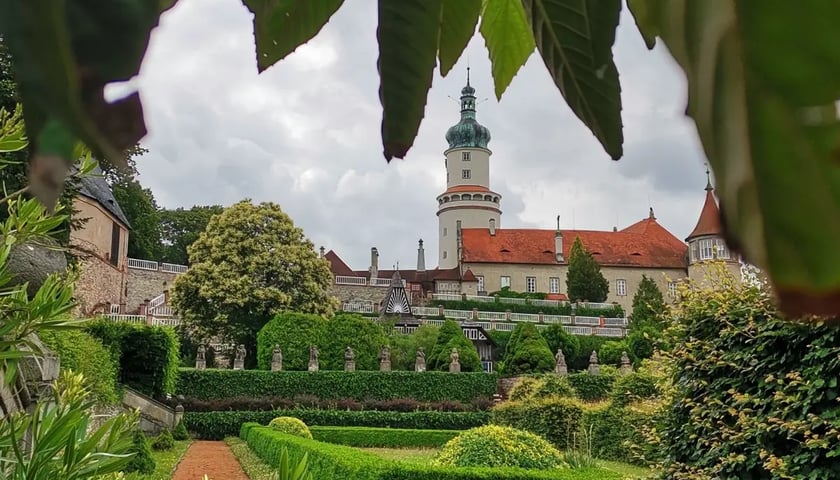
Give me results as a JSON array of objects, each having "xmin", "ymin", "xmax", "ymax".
[{"xmin": 131, "ymin": 0, "xmax": 710, "ymax": 270}]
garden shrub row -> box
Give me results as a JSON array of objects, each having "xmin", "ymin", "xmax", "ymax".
[
  {"xmin": 240, "ymin": 424, "xmax": 622, "ymax": 480},
  {"xmin": 171, "ymin": 395, "xmax": 492, "ymax": 412},
  {"xmin": 85, "ymin": 319, "xmax": 180, "ymax": 398},
  {"xmin": 311, "ymin": 426, "xmax": 458, "ymax": 448},
  {"xmin": 176, "ymin": 369, "xmax": 498, "ymax": 403},
  {"xmin": 436, "ymin": 299, "xmax": 624, "ymax": 319},
  {"xmin": 184, "ymin": 409, "xmax": 490, "ymax": 440},
  {"xmin": 565, "ymin": 373, "xmax": 616, "ymax": 401},
  {"xmin": 39, "ymin": 329, "xmax": 120, "ymax": 405}
]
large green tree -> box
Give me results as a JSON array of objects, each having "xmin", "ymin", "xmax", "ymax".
[
  {"xmin": 630, "ymin": 274, "xmax": 666, "ymax": 329},
  {"xmin": 159, "ymin": 205, "xmax": 224, "ymax": 265},
  {"xmin": 565, "ymin": 236, "xmax": 609, "ymax": 303},
  {"xmin": 171, "ymin": 200, "xmax": 335, "ymax": 365},
  {"xmin": 502, "ymin": 322, "xmax": 554, "ymax": 375},
  {"xmin": 428, "ymin": 319, "xmax": 481, "ymax": 372}
]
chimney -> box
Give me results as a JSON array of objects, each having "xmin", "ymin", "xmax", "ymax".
[
  {"xmin": 489, "ymin": 218, "xmax": 496, "ymax": 236},
  {"xmin": 370, "ymin": 247, "xmax": 379, "ymax": 279},
  {"xmin": 319, "ymin": 246, "xmax": 325, "ymax": 258},
  {"xmin": 612, "ymin": 226, "xmax": 617, "ymax": 232},
  {"xmin": 417, "ymin": 239, "xmax": 426, "ymax": 273},
  {"xmin": 555, "ymin": 215, "xmax": 564, "ymax": 263}
]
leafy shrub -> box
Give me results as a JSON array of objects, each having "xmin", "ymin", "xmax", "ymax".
[
  {"xmin": 570, "ymin": 337, "xmax": 610, "ymax": 370},
  {"xmin": 626, "ymin": 327, "xmax": 660, "ymax": 362},
  {"xmin": 269, "ymin": 416, "xmax": 313, "ymax": 439},
  {"xmin": 532, "ymin": 375, "xmax": 576, "ymax": 399},
  {"xmin": 385, "ymin": 323, "xmax": 439, "ymax": 371},
  {"xmin": 185, "ymin": 409, "xmax": 490, "ymax": 439},
  {"xmin": 39, "ymin": 329, "xmax": 119, "ymax": 404},
  {"xmin": 486, "ymin": 330, "xmax": 512, "ymax": 361},
  {"xmin": 123, "ymin": 429, "xmax": 155, "ymax": 474},
  {"xmin": 256, "ymin": 312, "xmax": 328, "ymax": 371},
  {"xmin": 597, "ymin": 340, "xmax": 629, "ymax": 365},
  {"xmin": 151, "ymin": 429, "xmax": 174, "ymax": 451},
  {"xmin": 171, "ymin": 395, "xmax": 480, "ymax": 413},
  {"xmin": 172, "ymin": 420, "xmax": 189, "ymax": 441},
  {"xmin": 506, "ymin": 339, "xmax": 554, "ymax": 375},
  {"xmin": 508, "ymin": 377, "xmax": 541, "ymax": 401},
  {"xmin": 176, "ymin": 369, "xmax": 497, "ymax": 403},
  {"xmin": 492, "ymin": 397, "xmax": 584, "ymax": 450},
  {"xmin": 438, "ymin": 298, "xmax": 572, "ymax": 316},
  {"xmin": 241, "ymin": 424, "xmax": 618, "ymax": 480},
  {"xmin": 573, "ymin": 305, "xmax": 624, "ymax": 318},
  {"xmin": 434, "ymin": 425, "xmax": 563, "ymax": 469},
  {"xmin": 660, "ymin": 265, "xmax": 840, "ymax": 478},
  {"xmin": 311, "ymin": 426, "xmax": 458, "ymax": 448},
  {"xmin": 429, "ymin": 320, "xmax": 481, "ymax": 372},
  {"xmin": 609, "ymin": 371, "xmax": 659, "ymax": 406},
  {"xmin": 323, "ymin": 313, "xmax": 389, "ymax": 371},
  {"xmin": 566, "ymin": 373, "xmax": 616, "ymax": 401},
  {"xmin": 540, "ymin": 325, "xmax": 581, "ymax": 363},
  {"xmin": 85, "ymin": 320, "xmax": 179, "ymax": 398}
]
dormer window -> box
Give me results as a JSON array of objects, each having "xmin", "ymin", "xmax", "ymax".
[{"xmin": 462, "ymin": 152, "xmax": 471, "ymax": 161}]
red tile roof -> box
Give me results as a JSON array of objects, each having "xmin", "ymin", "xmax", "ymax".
[
  {"xmin": 325, "ymin": 250, "xmax": 355, "ymax": 276},
  {"xmin": 323, "ymin": 250, "xmax": 471, "ymax": 284},
  {"xmin": 686, "ymin": 189, "xmax": 722, "ymax": 240},
  {"xmin": 461, "ymin": 218, "xmax": 688, "ymax": 269}
]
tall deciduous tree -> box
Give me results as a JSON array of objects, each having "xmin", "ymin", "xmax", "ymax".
[
  {"xmin": 565, "ymin": 236, "xmax": 609, "ymax": 303},
  {"xmin": 159, "ymin": 205, "xmax": 224, "ymax": 265},
  {"xmin": 630, "ymin": 274, "xmax": 666, "ymax": 329},
  {"xmin": 171, "ymin": 200, "xmax": 336, "ymax": 365}
]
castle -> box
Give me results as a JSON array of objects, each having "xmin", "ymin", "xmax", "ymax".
[{"xmin": 326, "ymin": 74, "xmax": 740, "ymax": 311}]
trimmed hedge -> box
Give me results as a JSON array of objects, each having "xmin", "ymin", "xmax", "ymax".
[
  {"xmin": 566, "ymin": 373, "xmax": 616, "ymax": 401},
  {"xmin": 241, "ymin": 424, "xmax": 621, "ymax": 480},
  {"xmin": 311, "ymin": 426, "xmax": 458, "ymax": 448},
  {"xmin": 176, "ymin": 369, "xmax": 498, "ymax": 403},
  {"xmin": 185, "ymin": 410, "xmax": 490, "ymax": 440},
  {"xmin": 39, "ymin": 329, "xmax": 120, "ymax": 405}
]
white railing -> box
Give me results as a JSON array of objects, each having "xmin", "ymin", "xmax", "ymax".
[
  {"xmin": 369, "ymin": 278, "xmax": 406, "ymax": 287},
  {"xmin": 510, "ymin": 312, "xmax": 539, "ymax": 322},
  {"xmin": 109, "ymin": 304, "xmax": 121, "ymax": 314},
  {"xmin": 150, "ymin": 317, "xmax": 182, "ymax": 327},
  {"xmin": 152, "ymin": 305, "xmax": 175, "ymax": 317},
  {"xmin": 477, "ymin": 311, "xmax": 507, "ymax": 321},
  {"xmin": 335, "ymin": 276, "xmax": 367, "ymax": 286},
  {"xmin": 603, "ymin": 317, "xmax": 628, "ymax": 327},
  {"xmin": 574, "ymin": 316, "xmax": 602, "ymax": 326},
  {"xmin": 594, "ymin": 327, "xmax": 626, "ymax": 337},
  {"xmin": 104, "ymin": 314, "xmax": 146, "ymax": 324},
  {"xmin": 464, "ymin": 295, "xmax": 495, "ymax": 303},
  {"xmin": 582, "ymin": 302, "xmax": 616, "ymax": 310},
  {"xmin": 564, "ymin": 326, "xmax": 594, "ymax": 336},
  {"xmin": 431, "ymin": 293, "xmax": 462, "ymax": 302},
  {"xmin": 341, "ymin": 302, "xmax": 376, "ymax": 314},
  {"xmin": 127, "ymin": 258, "xmax": 158, "ymax": 271},
  {"xmin": 148, "ymin": 293, "xmax": 166, "ymax": 310},
  {"xmin": 443, "ymin": 309, "xmax": 471, "ymax": 320},
  {"xmin": 542, "ymin": 314, "xmax": 572, "ymax": 325},
  {"xmin": 160, "ymin": 262, "xmax": 189, "ymax": 274},
  {"xmin": 104, "ymin": 314, "xmax": 182, "ymax": 327},
  {"xmin": 530, "ymin": 298, "xmax": 566, "ymax": 308},
  {"xmin": 412, "ymin": 306, "xmax": 440, "ymax": 316}
]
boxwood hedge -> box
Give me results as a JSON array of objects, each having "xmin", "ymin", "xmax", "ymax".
[
  {"xmin": 240, "ymin": 424, "xmax": 622, "ymax": 480},
  {"xmin": 176, "ymin": 369, "xmax": 498, "ymax": 403},
  {"xmin": 185, "ymin": 409, "xmax": 489, "ymax": 440},
  {"xmin": 310, "ymin": 426, "xmax": 457, "ymax": 448}
]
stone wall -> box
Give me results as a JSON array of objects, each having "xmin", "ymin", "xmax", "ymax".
[
  {"xmin": 74, "ymin": 256, "xmax": 126, "ymax": 316},
  {"xmin": 330, "ymin": 284, "xmax": 390, "ymax": 304},
  {"xmin": 126, "ymin": 268, "xmax": 180, "ymax": 313}
]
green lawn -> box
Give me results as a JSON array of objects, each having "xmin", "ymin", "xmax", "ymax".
[
  {"xmin": 124, "ymin": 440, "xmax": 191, "ymax": 480},
  {"xmin": 596, "ymin": 459, "xmax": 656, "ymax": 479}
]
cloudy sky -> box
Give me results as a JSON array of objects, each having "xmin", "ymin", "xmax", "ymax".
[{"xmin": 125, "ymin": 0, "xmax": 709, "ymax": 270}]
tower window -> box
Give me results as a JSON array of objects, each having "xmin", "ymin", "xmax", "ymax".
[
  {"xmin": 443, "ymin": 227, "xmax": 447, "ymax": 236},
  {"xmin": 462, "ymin": 169, "xmax": 471, "ymax": 179},
  {"xmin": 462, "ymin": 152, "xmax": 471, "ymax": 161},
  {"xmin": 443, "ymin": 251, "xmax": 448, "ymax": 259},
  {"xmin": 699, "ymin": 239, "xmax": 714, "ymax": 260},
  {"xmin": 714, "ymin": 239, "xmax": 730, "ymax": 259},
  {"xmin": 500, "ymin": 276, "xmax": 511, "ymax": 289},
  {"xmin": 616, "ymin": 279, "xmax": 627, "ymax": 296},
  {"xmin": 526, "ymin": 276, "xmax": 536, "ymax": 293}
]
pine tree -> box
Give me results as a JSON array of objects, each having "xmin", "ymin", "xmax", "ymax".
[
  {"xmin": 565, "ymin": 236, "xmax": 609, "ymax": 302},
  {"xmin": 630, "ymin": 274, "xmax": 666, "ymax": 328},
  {"xmin": 502, "ymin": 323, "xmax": 554, "ymax": 374}
]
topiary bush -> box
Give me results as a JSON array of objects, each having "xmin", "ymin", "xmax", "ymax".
[
  {"xmin": 151, "ymin": 429, "xmax": 175, "ymax": 451},
  {"xmin": 322, "ymin": 312, "xmax": 389, "ymax": 371},
  {"xmin": 172, "ymin": 420, "xmax": 189, "ymax": 441},
  {"xmin": 491, "ymin": 397, "xmax": 584, "ymax": 450},
  {"xmin": 256, "ymin": 312, "xmax": 328, "ymax": 371},
  {"xmin": 503, "ymin": 323, "xmax": 554, "ymax": 375},
  {"xmin": 39, "ymin": 329, "xmax": 119, "ymax": 405},
  {"xmin": 597, "ymin": 340, "xmax": 629, "ymax": 365},
  {"xmin": 508, "ymin": 376, "xmax": 542, "ymax": 401},
  {"xmin": 428, "ymin": 320, "xmax": 482, "ymax": 372},
  {"xmin": 268, "ymin": 416, "xmax": 313, "ymax": 439},
  {"xmin": 532, "ymin": 375, "xmax": 576, "ymax": 399},
  {"xmin": 609, "ymin": 371, "xmax": 659, "ymax": 407},
  {"xmin": 433, "ymin": 425, "xmax": 563, "ymax": 469},
  {"xmin": 540, "ymin": 325, "xmax": 581, "ymax": 364},
  {"xmin": 566, "ymin": 373, "xmax": 616, "ymax": 401},
  {"xmin": 123, "ymin": 429, "xmax": 155, "ymax": 474}
]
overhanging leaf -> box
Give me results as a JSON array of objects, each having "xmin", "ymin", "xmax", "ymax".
[
  {"xmin": 635, "ymin": 0, "xmax": 840, "ymax": 316},
  {"xmin": 478, "ymin": 0, "xmax": 535, "ymax": 100},
  {"xmin": 243, "ymin": 0, "xmax": 345, "ymax": 73},
  {"xmin": 522, "ymin": 0, "xmax": 624, "ymax": 160},
  {"xmin": 627, "ymin": 0, "xmax": 657, "ymax": 49},
  {"xmin": 438, "ymin": 0, "xmax": 481, "ymax": 76},
  {"xmin": 377, "ymin": 0, "xmax": 442, "ymax": 161}
]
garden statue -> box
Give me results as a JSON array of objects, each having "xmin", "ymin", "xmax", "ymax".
[
  {"xmin": 233, "ymin": 344, "xmax": 246, "ymax": 370},
  {"xmin": 415, "ymin": 347, "xmax": 426, "ymax": 372},
  {"xmin": 554, "ymin": 348, "xmax": 567, "ymax": 376},
  {"xmin": 619, "ymin": 351, "xmax": 633, "ymax": 375},
  {"xmin": 449, "ymin": 348, "xmax": 461, "ymax": 373},
  {"xmin": 379, "ymin": 345, "xmax": 391, "ymax": 371},
  {"xmin": 588, "ymin": 350, "xmax": 600, "ymax": 376},
  {"xmin": 345, "ymin": 346, "xmax": 356, "ymax": 372},
  {"xmin": 271, "ymin": 344, "xmax": 283, "ymax": 372},
  {"xmin": 195, "ymin": 344, "xmax": 206, "ymax": 370},
  {"xmin": 308, "ymin": 345, "xmax": 320, "ymax": 372}
]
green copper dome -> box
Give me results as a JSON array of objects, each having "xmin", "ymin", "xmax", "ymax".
[{"xmin": 445, "ymin": 72, "xmax": 491, "ymax": 149}]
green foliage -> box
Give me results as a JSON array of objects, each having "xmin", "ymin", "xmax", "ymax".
[
  {"xmin": 434, "ymin": 425, "xmax": 563, "ymax": 469},
  {"xmin": 609, "ymin": 372, "xmax": 659, "ymax": 407},
  {"xmin": 186, "ymin": 410, "xmax": 490, "ymax": 440},
  {"xmin": 177, "ymin": 369, "xmax": 497, "ymax": 403},
  {"xmin": 270, "ymin": 416, "xmax": 313, "ymax": 439},
  {"xmin": 502, "ymin": 323, "xmax": 553, "ymax": 375},
  {"xmin": 566, "ymin": 373, "xmax": 616, "ymax": 401},
  {"xmin": 39, "ymin": 328, "xmax": 119, "ymax": 405},
  {"xmin": 158, "ymin": 205, "xmax": 224, "ymax": 265},
  {"xmin": 172, "ymin": 200, "xmax": 336, "ymax": 367},
  {"xmin": 86, "ymin": 320, "xmax": 180, "ymax": 397},
  {"xmin": 438, "ymin": 298, "xmax": 572, "ymax": 316},
  {"xmin": 508, "ymin": 377, "xmax": 541, "ymax": 401},
  {"xmin": 479, "ymin": 0, "xmax": 535, "ymax": 99},
  {"xmin": 172, "ymin": 420, "xmax": 189, "ymax": 441},
  {"xmin": 151, "ymin": 429, "xmax": 175, "ymax": 451},
  {"xmin": 321, "ymin": 313, "xmax": 389, "ymax": 371},
  {"xmin": 124, "ymin": 428, "xmax": 155, "ymax": 474},
  {"xmin": 626, "ymin": 326, "xmax": 661, "ymax": 362},
  {"xmin": 569, "ymin": 336, "xmax": 610, "ymax": 371},
  {"xmin": 531, "ymin": 375, "xmax": 576, "ymax": 399},
  {"xmin": 438, "ymin": 0, "xmax": 481, "ymax": 76},
  {"xmin": 428, "ymin": 319, "xmax": 481, "ymax": 372},
  {"xmin": 629, "ymin": 275, "xmax": 666, "ymax": 329},
  {"xmin": 565, "ymin": 237, "xmax": 609, "ymax": 303},
  {"xmin": 310, "ymin": 426, "xmax": 457, "ymax": 448},
  {"xmin": 658, "ymin": 264, "xmax": 840, "ymax": 478},
  {"xmin": 257, "ymin": 312, "xmax": 328, "ymax": 371},
  {"xmin": 112, "ymin": 174, "xmax": 162, "ymax": 260},
  {"xmin": 490, "ymin": 286, "xmax": 547, "ymax": 300},
  {"xmin": 491, "ymin": 397, "xmax": 584, "ymax": 450},
  {"xmin": 540, "ymin": 325, "xmax": 581, "ymax": 363},
  {"xmin": 241, "ymin": 424, "xmax": 619, "ymax": 480},
  {"xmin": 386, "ymin": 324, "xmax": 439, "ymax": 371},
  {"xmin": 597, "ymin": 340, "xmax": 629, "ymax": 365}
]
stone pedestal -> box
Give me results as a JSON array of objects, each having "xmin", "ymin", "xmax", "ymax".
[
  {"xmin": 554, "ymin": 364, "xmax": 567, "ymax": 376},
  {"xmin": 195, "ymin": 359, "xmax": 206, "ymax": 370},
  {"xmin": 271, "ymin": 359, "xmax": 282, "ymax": 372},
  {"xmin": 587, "ymin": 350, "xmax": 600, "ymax": 376},
  {"xmin": 233, "ymin": 359, "xmax": 244, "ymax": 370},
  {"xmin": 415, "ymin": 358, "xmax": 426, "ymax": 372},
  {"xmin": 380, "ymin": 360, "xmax": 391, "ymax": 372},
  {"xmin": 449, "ymin": 361, "xmax": 461, "ymax": 373},
  {"xmin": 619, "ymin": 351, "xmax": 633, "ymax": 376},
  {"xmin": 308, "ymin": 361, "xmax": 319, "ymax": 372},
  {"xmin": 345, "ymin": 360, "xmax": 355, "ymax": 372}
]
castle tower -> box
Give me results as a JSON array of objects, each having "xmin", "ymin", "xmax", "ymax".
[
  {"xmin": 437, "ymin": 69, "xmax": 502, "ymax": 269},
  {"xmin": 686, "ymin": 169, "xmax": 740, "ymax": 282}
]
